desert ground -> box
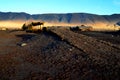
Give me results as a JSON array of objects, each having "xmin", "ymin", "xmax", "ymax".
[{"xmin": 0, "ymin": 27, "xmax": 120, "ymax": 80}]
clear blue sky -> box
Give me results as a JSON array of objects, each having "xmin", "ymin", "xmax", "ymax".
[{"xmin": 0, "ymin": 0, "xmax": 120, "ymax": 15}]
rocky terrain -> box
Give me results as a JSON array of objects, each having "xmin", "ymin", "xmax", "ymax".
[{"xmin": 0, "ymin": 27, "xmax": 120, "ymax": 80}]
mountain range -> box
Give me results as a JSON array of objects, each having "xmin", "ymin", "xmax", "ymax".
[{"xmin": 0, "ymin": 12, "xmax": 120, "ymax": 30}]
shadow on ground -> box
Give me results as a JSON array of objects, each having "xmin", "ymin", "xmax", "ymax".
[{"xmin": 16, "ymin": 34, "xmax": 36, "ymax": 41}]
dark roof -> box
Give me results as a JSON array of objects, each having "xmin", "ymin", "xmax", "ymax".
[{"xmin": 31, "ymin": 22, "xmax": 44, "ymax": 26}]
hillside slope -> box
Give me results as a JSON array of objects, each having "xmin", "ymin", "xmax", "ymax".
[{"xmin": 0, "ymin": 12, "xmax": 120, "ymax": 30}]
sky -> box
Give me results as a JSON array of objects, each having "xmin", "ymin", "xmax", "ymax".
[{"xmin": 0, "ymin": 0, "xmax": 120, "ymax": 15}]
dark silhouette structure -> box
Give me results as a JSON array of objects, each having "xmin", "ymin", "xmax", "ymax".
[{"xmin": 22, "ymin": 22, "xmax": 44, "ymax": 32}]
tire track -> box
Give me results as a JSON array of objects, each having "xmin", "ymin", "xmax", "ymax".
[{"xmin": 49, "ymin": 28, "xmax": 120, "ymax": 60}]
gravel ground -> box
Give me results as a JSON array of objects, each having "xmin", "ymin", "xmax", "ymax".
[
  {"xmin": 0, "ymin": 29, "xmax": 120, "ymax": 80},
  {"xmin": 74, "ymin": 31, "xmax": 120, "ymax": 45}
]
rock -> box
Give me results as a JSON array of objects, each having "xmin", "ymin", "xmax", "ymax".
[
  {"xmin": 111, "ymin": 35, "xmax": 114, "ymax": 37},
  {"xmin": 21, "ymin": 43, "xmax": 27, "ymax": 47},
  {"xmin": 69, "ymin": 48, "xmax": 73, "ymax": 51}
]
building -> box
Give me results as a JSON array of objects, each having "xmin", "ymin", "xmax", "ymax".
[{"xmin": 22, "ymin": 21, "xmax": 44, "ymax": 32}]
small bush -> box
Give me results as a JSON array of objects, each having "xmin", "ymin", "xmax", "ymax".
[{"xmin": 22, "ymin": 24, "xmax": 28, "ymax": 30}]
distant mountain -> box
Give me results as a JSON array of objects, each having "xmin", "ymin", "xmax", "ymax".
[
  {"xmin": 0, "ymin": 12, "xmax": 120, "ymax": 27},
  {"xmin": 0, "ymin": 12, "xmax": 31, "ymax": 20}
]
